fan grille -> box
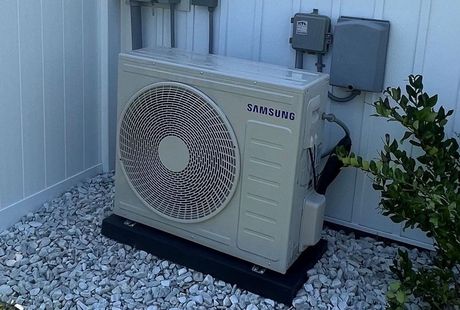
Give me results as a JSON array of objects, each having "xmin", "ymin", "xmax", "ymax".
[{"xmin": 119, "ymin": 82, "xmax": 240, "ymax": 222}]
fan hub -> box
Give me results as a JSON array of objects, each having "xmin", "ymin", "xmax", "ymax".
[{"xmin": 158, "ymin": 136, "xmax": 190, "ymax": 172}]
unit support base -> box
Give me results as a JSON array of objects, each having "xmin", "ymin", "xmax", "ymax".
[{"xmin": 101, "ymin": 214, "xmax": 327, "ymax": 305}]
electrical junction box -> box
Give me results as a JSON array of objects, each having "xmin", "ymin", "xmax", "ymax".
[
  {"xmin": 130, "ymin": 0, "xmax": 190, "ymax": 12},
  {"xmin": 330, "ymin": 16, "xmax": 390, "ymax": 92},
  {"xmin": 191, "ymin": 0, "xmax": 218, "ymax": 8},
  {"xmin": 290, "ymin": 12, "xmax": 331, "ymax": 54}
]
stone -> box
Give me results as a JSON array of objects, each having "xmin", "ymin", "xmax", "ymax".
[
  {"xmin": 29, "ymin": 287, "xmax": 40, "ymax": 296},
  {"xmin": 230, "ymin": 295, "xmax": 239, "ymax": 305},
  {"xmin": 0, "ymin": 173, "xmax": 434, "ymax": 310},
  {"xmin": 192, "ymin": 295, "xmax": 203, "ymax": 304},
  {"xmin": 332, "ymin": 279, "xmax": 342, "ymax": 288},
  {"xmin": 51, "ymin": 289, "xmax": 63, "ymax": 300},
  {"xmin": 338, "ymin": 300, "xmax": 348, "ymax": 310},
  {"xmin": 184, "ymin": 276, "xmax": 193, "ymax": 283},
  {"xmin": 186, "ymin": 301, "xmax": 196, "ymax": 308},
  {"xmin": 76, "ymin": 300, "xmax": 88, "ymax": 310},
  {"xmin": 29, "ymin": 221, "xmax": 43, "ymax": 228},
  {"xmin": 223, "ymin": 296, "xmax": 231, "ymax": 307},
  {"xmin": 304, "ymin": 283, "xmax": 314, "ymax": 292},
  {"xmin": 203, "ymin": 275, "xmax": 214, "ymax": 285},
  {"xmin": 0, "ymin": 285, "xmax": 13, "ymax": 296},
  {"xmin": 192, "ymin": 272, "xmax": 203, "ymax": 282},
  {"xmin": 189, "ymin": 284, "xmax": 199, "ymax": 295}
]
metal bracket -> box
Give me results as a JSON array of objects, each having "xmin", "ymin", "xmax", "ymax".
[
  {"xmin": 129, "ymin": 0, "xmax": 190, "ymax": 11},
  {"xmin": 123, "ymin": 219, "xmax": 137, "ymax": 227},
  {"xmin": 251, "ymin": 265, "xmax": 266, "ymax": 274}
]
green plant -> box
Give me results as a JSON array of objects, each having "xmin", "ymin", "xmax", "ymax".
[
  {"xmin": 339, "ymin": 75, "xmax": 460, "ymax": 309},
  {"xmin": 0, "ymin": 301, "xmax": 18, "ymax": 310}
]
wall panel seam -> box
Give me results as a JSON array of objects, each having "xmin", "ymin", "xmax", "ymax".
[
  {"xmin": 40, "ymin": 0, "xmax": 47, "ymax": 187},
  {"xmin": 412, "ymin": 0, "xmax": 432, "ymax": 74},
  {"xmin": 82, "ymin": 0, "xmax": 86, "ymax": 169},
  {"xmin": 16, "ymin": 0, "xmax": 25, "ymax": 199},
  {"xmin": 62, "ymin": 1, "xmax": 68, "ymax": 178}
]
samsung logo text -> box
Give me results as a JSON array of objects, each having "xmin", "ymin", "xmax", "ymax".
[{"xmin": 247, "ymin": 104, "xmax": 295, "ymax": 120}]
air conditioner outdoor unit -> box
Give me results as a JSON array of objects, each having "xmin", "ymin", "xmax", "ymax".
[{"xmin": 114, "ymin": 47, "xmax": 328, "ymax": 274}]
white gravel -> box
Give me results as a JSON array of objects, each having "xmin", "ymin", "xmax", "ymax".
[{"xmin": 0, "ymin": 173, "xmax": 432, "ymax": 309}]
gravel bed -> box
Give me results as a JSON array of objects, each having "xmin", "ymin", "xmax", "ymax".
[{"xmin": 0, "ymin": 174, "xmax": 432, "ymax": 309}]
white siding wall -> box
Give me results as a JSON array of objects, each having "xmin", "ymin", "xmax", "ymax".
[
  {"xmin": 112, "ymin": 0, "xmax": 460, "ymax": 247},
  {"xmin": 0, "ymin": 0, "xmax": 103, "ymax": 230}
]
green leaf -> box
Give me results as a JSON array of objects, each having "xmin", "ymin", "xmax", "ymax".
[
  {"xmin": 427, "ymin": 94, "xmax": 438, "ymax": 107},
  {"xmin": 401, "ymin": 131, "xmax": 412, "ymax": 143},
  {"xmin": 406, "ymin": 85, "xmax": 417, "ymax": 99},
  {"xmin": 396, "ymin": 290, "xmax": 406, "ymax": 304},
  {"xmin": 389, "ymin": 282, "xmax": 401, "ymax": 291},
  {"xmin": 429, "ymin": 217, "xmax": 439, "ymax": 227},
  {"xmin": 385, "ymin": 134, "xmax": 390, "ymax": 144}
]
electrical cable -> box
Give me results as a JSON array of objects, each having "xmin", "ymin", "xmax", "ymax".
[
  {"xmin": 208, "ymin": 7, "xmax": 215, "ymax": 54},
  {"xmin": 321, "ymin": 113, "xmax": 350, "ymax": 158},
  {"xmin": 170, "ymin": 2, "xmax": 176, "ymax": 48},
  {"xmin": 316, "ymin": 54, "xmax": 324, "ymax": 73},
  {"xmin": 328, "ymin": 89, "xmax": 361, "ymax": 102},
  {"xmin": 292, "ymin": 47, "xmax": 353, "ymax": 193},
  {"xmin": 308, "ymin": 148, "xmax": 317, "ymax": 191},
  {"xmin": 322, "ymin": 113, "xmax": 350, "ymax": 137},
  {"xmin": 315, "ymin": 135, "xmax": 352, "ymax": 195}
]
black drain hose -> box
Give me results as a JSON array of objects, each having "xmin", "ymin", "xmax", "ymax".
[{"xmin": 315, "ymin": 134, "xmax": 351, "ymax": 195}]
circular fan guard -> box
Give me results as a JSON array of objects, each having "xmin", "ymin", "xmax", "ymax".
[{"xmin": 118, "ymin": 82, "xmax": 240, "ymax": 222}]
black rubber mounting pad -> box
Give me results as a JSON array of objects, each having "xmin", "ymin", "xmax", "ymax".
[{"xmin": 101, "ymin": 214, "xmax": 327, "ymax": 305}]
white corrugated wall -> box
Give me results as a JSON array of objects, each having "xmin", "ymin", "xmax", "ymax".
[
  {"xmin": 0, "ymin": 0, "xmax": 103, "ymax": 229},
  {"xmin": 1, "ymin": 0, "xmax": 458, "ymax": 246},
  {"xmin": 107, "ymin": 0, "xmax": 460, "ymax": 247}
]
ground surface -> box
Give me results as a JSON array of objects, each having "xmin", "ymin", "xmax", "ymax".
[{"xmin": 0, "ymin": 174, "xmax": 431, "ymax": 309}]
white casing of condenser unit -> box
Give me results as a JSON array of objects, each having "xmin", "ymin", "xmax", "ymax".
[{"xmin": 114, "ymin": 47, "xmax": 329, "ymax": 274}]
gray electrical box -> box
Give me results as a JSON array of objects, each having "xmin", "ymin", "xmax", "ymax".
[
  {"xmin": 191, "ymin": 0, "xmax": 217, "ymax": 7},
  {"xmin": 330, "ymin": 16, "xmax": 390, "ymax": 92},
  {"xmin": 290, "ymin": 12, "xmax": 331, "ymax": 54}
]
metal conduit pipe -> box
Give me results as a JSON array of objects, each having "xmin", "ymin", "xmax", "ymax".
[
  {"xmin": 130, "ymin": 3, "xmax": 143, "ymax": 50},
  {"xmin": 208, "ymin": 7, "xmax": 215, "ymax": 54},
  {"xmin": 170, "ymin": 2, "xmax": 176, "ymax": 48},
  {"xmin": 295, "ymin": 50, "xmax": 304, "ymax": 70}
]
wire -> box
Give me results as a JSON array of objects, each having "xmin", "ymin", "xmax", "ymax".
[
  {"xmin": 321, "ymin": 113, "xmax": 351, "ymax": 158},
  {"xmin": 316, "ymin": 54, "xmax": 324, "ymax": 73},
  {"xmin": 322, "ymin": 113, "xmax": 350, "ymax": 136},
  {"xmin": 328, "ymin": 89, "xmax": 361, "ymax": 102},
  {"xmin": 308, "ymin": 148, "xmax": 317, "ymax": 191}
]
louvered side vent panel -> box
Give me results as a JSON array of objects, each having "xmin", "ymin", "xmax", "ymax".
[
  {"xmin": 237, "ymin": 120, "xmax": 296, "ymax": 261},
  {"xmin": 118, "ymin": 82, "xmax": 240, "ymax": 223}
]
